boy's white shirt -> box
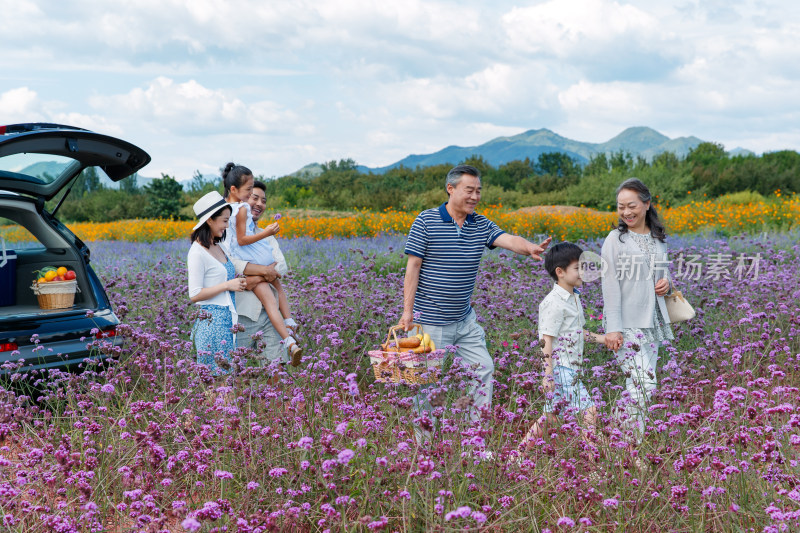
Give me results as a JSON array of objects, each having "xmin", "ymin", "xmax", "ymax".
[
  {"xmin": 265, "ymin": 235, "xmax": 288, "ymax": 276},
  {"xmin": 538, "ymin": 283, "xmax": 586, "ymax": 372}
]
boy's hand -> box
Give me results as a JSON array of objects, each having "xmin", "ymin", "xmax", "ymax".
[
  {"xmin": 541, "ymin": 373, "xmax": 555, "ymax": 394},
  {"xmin": 262, "ymin": 222, "xmax": 280, "ymax": 237}
]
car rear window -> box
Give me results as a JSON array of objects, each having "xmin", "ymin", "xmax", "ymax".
[
  {"xmin": 0, "ymin": 217, "xmax": 45, "ymax": 250},
  {"xmin": 0, "ymin": 154, "xmax": 76, "ymax": 183}
]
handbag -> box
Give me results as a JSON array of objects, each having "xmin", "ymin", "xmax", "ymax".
[{"xmin": 665, "ymin": 290, "xmax": 695, "ymax": 323}]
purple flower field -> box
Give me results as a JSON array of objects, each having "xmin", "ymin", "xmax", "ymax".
[{"xmin": 2, "ymin": 232, "xmax": 800, "ymax": 532}]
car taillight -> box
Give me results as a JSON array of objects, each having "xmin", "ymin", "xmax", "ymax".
[
  {"xmin": 0, "ymin": 342, "xmax": 18, "ymax": 352},
  {"xmin": 95, "ymin": 328, "xmax": 116, "ymax": 339}
]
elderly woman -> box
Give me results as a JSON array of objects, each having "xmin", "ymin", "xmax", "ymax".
[
  {"xmin": 601, "ymin": 178, "xmax": 673, "ymax": 440},
  {"xmin": 187, "ymin": 191, "xmax": 280, "ymax": 374}
]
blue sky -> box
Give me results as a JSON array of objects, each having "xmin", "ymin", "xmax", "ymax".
[{"xmin": 2, "ymin": 0, "xmax": 799, "ymax": 180}]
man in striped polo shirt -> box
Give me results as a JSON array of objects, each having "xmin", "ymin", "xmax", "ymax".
[{"xmin": 400, "ymin": 164, "xmax": 551, "ymax": 440}]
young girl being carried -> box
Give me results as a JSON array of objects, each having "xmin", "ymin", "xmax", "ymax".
[{"xmin": 221, "ymin": 163, "xmax": 303, "ymax": 364}]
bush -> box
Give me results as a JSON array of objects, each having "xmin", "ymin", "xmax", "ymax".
[
  {"xmin": 58, "ymin": 189, "xmax": 149, "ymax": 222},
  {"xmin": 715, "ymin": 190, "xmax": 769, "ymax": 205}
]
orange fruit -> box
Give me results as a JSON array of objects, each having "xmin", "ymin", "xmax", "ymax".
[
  {"xmin": 57, "ymin": 266, "xmax": 68, "ymax": 277},
  {"xmin": 45, "ymin": 270, "xmax": 57, "ymax": 281},
  {"xmin": 38, "ymin": 277, "xmax": 47, "ymax": 283}
]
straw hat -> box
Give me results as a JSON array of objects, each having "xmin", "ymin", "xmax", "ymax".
[{"xmin": 192, "ymin": 191, "xmax": 230, "ymax": 230}]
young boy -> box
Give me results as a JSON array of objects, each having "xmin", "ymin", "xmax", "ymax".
[{"xmin": 519, "ymin": 242, "xmax": 606, "ymax": 450}]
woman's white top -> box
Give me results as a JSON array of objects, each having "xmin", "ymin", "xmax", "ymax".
[
  {"xmin": 187, "ymin": 241, "xmax": 246, "ymax": 324},
  {"xmin": 600, "ymin": 228, "xmax": 671, "ymax": 333}
]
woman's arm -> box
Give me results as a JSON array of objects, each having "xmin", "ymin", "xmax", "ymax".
[
  {"xmin": 190, "ymin": 278, "xmax": 245, "ymax": 303},
  {"xmin": 600, "ymin": 235, "xmax": 623, "ymax": 334},
  {"xmin": 655, "ymin": 243, "xmax": 671, "ymax": 296},
  {"xmin": 601, "ymin": 235, "xmax": 624, "ymax": 350},
  {"xmin": 187, "ymin": 247, "xmax": 246, "ymax": 303}
]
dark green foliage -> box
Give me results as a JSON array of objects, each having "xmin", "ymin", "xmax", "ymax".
[
  {"xmin": 119, "ymin": 172, "xmax": 140, "ymax": 194},
  {"xmin": 57, "ymin": 189, "xmax": 149, "ymax": 222},
  {"xmin": 143, "ymin": 174, "xmax": 188, "ymax": 220},
  {"xmin": 71, "ymin": 167, "xmax": 103, "ymax": 197},
  {"xmin": 187, "ymin": 170, "xmax": 221, "ymax": 195},
  {"xmin": 219, "ymin": 145, "xmax": 800, "ymax": 211},
  {"xmin": 52, "ymin": 144, "xmax": 800, "ymax": 221}
]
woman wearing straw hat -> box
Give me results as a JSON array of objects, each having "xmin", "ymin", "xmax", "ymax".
[{"xmin": 186, "ymin": 191, "xmax": 250, "ymax": 374}]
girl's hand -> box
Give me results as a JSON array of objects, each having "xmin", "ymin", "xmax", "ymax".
[
  {"xmin": 262, "ymin": 222, "xmax": 280, "ymax": 237},
  {"xmin": 226, "ymin": 278, "xmax": 247, "ymax": 292},
  {"xmin": 655, "ymin": 279, "xmax": 670, "ymax": 296},
  {"xmin": 605, "ymin": 331, "xmax": 623, "ymax": 351}
]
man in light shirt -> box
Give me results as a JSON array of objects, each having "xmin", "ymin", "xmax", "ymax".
[{"xmin": 235, "ymin": 182, "xmax": 290, "ymax": 364}]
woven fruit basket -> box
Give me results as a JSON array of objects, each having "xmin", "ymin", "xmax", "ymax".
[
  {"xmin": 31, "ymin": 280, "xmax": 79, "ymax": 310},
  {"xmin": 368, "ymin": 324, "xmax": 445, "ymax": 385}
]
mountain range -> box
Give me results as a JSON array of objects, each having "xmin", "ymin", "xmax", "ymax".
[
  {"xmin": 346, "ymin": 126, "xmax": 752, "ymax": 175},
  {"xmin": 17, "ymin": 126, "xmax": 754, "ymax": 187}
]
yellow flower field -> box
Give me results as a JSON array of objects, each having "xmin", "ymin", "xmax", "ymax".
[{"xmin": 1, "ymin": 198, "xmax": 798, "ymax": 243}]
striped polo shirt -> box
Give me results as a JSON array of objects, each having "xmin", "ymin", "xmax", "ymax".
[{"xmin": 405, "ymin": 202, "xmax": 505, "ymax": 325}]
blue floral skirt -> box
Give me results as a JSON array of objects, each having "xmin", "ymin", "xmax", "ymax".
[{"xmin": 192, "ymin": 304, "xmax": 235, "ymax": 375}]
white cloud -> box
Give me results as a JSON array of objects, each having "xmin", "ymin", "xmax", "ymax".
[
  {"xmin": 383, "ymin": 62, "xmax": 559, "ymax": 123},
  {"xmin": 0, "ymin": 88, "xmax": 43, "ymax": 123},
  {"xmin": 90, "ymin": 77, "xmax": 302, "ymax": 135},
  {"xmin": 0, "ymin": 87, "xmax": 120, "ymax": 135},
  {"xmin": 3, "ymin": 0, "xmax": 800, "ymax": 178},
  {"xmin": 502, "ymin": 0, "xmax": 659, "ymax": 56}
]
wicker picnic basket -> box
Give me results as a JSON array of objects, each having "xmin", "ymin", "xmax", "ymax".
[
  {"xmin": 31, "ymin": 280, "xmax": 79, "ymax": 310},
  {"xmin": 368, "ymin": 324, "xmax": 445, "ymax": 385}
]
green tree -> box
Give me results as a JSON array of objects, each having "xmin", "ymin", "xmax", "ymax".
[
  {"xmin": 71, "ymin": 166, "xmax": 104, "ymax": 197},
  {"xmin": 460, "ymin": 155, "xmax": 493, "ymax": 178},
  {"xmin": 652, "ymin": 151, "xmax": 680, "ymax": 170},
  {"xmin": 119, "ymin": 172, "xmax": 139, "ymax": 194},
  {"xmin": 144, "ymin": 174, "xmax": 187, "ymax": 219},
  {"xmin": 496, "ymin": 158, "xmax": 534, "ymax": 190},
  {"xmin": 313, "ymin": 160, "xmax": 362, "ymax": 209},
  {"xmin": 188, "ymin": 170, "xmax": 220, "ymax": 194},
  {"xmin": 609, "ymin": 150, "xmax": 634, "ymax": 172},
  {"xmin": 686, "ymin": 142, "xmax": 727, "ymax": 166},
  {"xmin": 535, "ymin": 152, "xmax": 580, "ymax": 178},
  {"xmin": 584, "ymin": 153, "xmax": 610, "ymax": 176}
]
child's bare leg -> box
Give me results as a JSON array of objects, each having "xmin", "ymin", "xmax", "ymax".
[
  {"xmin": 271, "ymin": 279, "xmax": 292, "ymax": 320},
  {"xmin": 252, "ymin": 282, "xmax": 291, "ymax": 339},
  {"xmin": 252, "ymin": 281, "xmax": 303, "ymax": 366},
  {"xmin": 582, "ymin": 406, "xmax": 597, "ymax": 432},
  {"xmin": 264, "ymin": 277, "xmax": 297, "ymax": 331},
  {"xmin": 519, "ymin": 413, "xmax": 558, "ymax": 450}
]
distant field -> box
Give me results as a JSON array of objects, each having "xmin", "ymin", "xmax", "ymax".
[{"xmin": 1, "ymin": 197, "xmax": 798, "ymax": 243}]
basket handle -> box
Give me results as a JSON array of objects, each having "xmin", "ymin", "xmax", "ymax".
[{"xmin": 385, "ymin": 323, "xmax": 423, "ymax": 347}]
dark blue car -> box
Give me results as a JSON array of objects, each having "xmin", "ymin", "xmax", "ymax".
[{"xmin": 0, "ymin": 123, "xmax": 150, "ymax": 371}]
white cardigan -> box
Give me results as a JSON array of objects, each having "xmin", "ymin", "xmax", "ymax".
[
  {"xmin": 601, "ymin": 228, "xmax": 671, "ymax": 333},
  {"xmin": 187, "ymin": 241, "xmax": 247, "ymax": 324}
]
